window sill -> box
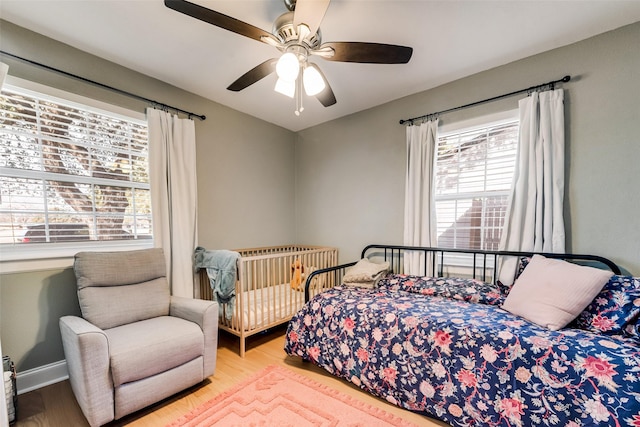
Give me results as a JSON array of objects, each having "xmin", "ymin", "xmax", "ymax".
[{"xmin": 0, "ymin": 240, "xmax": 154, "ymax": 274}]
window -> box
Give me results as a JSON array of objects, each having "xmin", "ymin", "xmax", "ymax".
[
  {"xmin": 0, "ymin": 82, "xmax": 152, "ymax": 258},
  {"xmin": 435, "ymin": 114, "xmax": 518, "ymax": 251}
]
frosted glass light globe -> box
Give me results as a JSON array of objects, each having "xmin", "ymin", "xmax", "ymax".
[
  {"xmin": 276, "ymin": 53, "xmax": 300, "ymax": 82},
  {"xmin": 303, "ymin": 65, "xmax": 326, "ymax": 96},
  {"xmin": 274, "ymin": 78, "xmax": 295, "ymax": 98}
]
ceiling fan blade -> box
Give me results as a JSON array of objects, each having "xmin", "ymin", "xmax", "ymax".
[
  {"xmin": 293, "ymin": 0, "xmax": 331, "ymax": 36},
  {"xmin": 320, "ymin": 42, "xmax": 413, "ymax": 64},
  {"xmin": 312, "ymin": 66, "xmax": 336, "ymax": 107},
  {"xmin": 164, "ymin": 0, "xmax": 272, "ymax": 43},
  {"xmin": 227, "ymin": 59, "xmax": 277, "ymax": 92}
]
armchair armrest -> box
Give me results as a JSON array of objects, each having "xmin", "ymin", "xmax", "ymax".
[
  {"xmin": 59, "ymin": 315, "xmax": 114, "ymax": 427},
  {"xmin": 170, "ymin": 296, "xmax": 218, "ymax": 377},
  {"xmin": 170, "ymin": 296, "xmax": 217, "ymax": 329}
]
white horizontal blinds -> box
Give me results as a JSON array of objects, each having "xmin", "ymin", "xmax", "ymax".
[
  {"xmin": 435, "ymin": 120, "xmax": 518, "ymax": 250},
  {"xmin": 0, "ymin": 87, "xmax": 151, "ymax": 245}
]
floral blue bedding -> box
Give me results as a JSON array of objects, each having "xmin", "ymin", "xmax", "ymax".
[{"xmin": 285, "ymin": 275, "xmax": 640, "ymax": 427}]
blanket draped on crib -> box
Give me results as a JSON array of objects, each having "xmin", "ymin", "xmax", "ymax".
[{"xmin": 194, "ymin": 247, "xmax": 239, "ymax": 320}]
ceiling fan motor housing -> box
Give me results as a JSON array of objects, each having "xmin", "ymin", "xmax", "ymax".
[{"xmin": 273, "ymin": 11, "xmax": 322, "ymax": 50}]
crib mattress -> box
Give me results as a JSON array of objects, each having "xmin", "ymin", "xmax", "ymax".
[{"xmin": 226, "ymin": 283, "xmax": 306, "ymax": 331}]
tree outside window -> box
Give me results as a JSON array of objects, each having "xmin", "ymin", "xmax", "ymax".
[{"xmin": 0, "ymin": 86, "xmax": 152, "ymax": 245}]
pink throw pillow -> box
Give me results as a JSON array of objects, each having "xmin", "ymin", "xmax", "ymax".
[{"xmin": 502, "ymin": 255, "xmax": 614, "ymax": 331}]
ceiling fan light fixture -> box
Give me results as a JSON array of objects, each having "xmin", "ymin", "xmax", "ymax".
[
  {"xmin": 276, "ymin": 52, "xmax": 300, "ymax": 82},
  {"xmin": 303, "ymin": 64, "xmax": 325, "ymax": 96},
  {"xmin": 275, "ymin": 77, "xmax": 295, "ymax": 98}
]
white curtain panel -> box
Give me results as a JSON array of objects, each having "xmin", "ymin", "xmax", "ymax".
[
  {"xmin": 0, "ymin": 62, "xmax": 9, "ymax": 89},
  {"xmin": 403, "ymin": 119, "xmax": 438, "ymax": 275},
  {"xmin": 499, "ymin": 89, "xmax": 566, "ymax": 285},
  {"xmin": 147, "ymin": 108, "xmax": 198, "ymax": 298}
]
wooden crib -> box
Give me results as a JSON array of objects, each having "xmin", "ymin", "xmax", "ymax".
[{"xmin": 198, "ymin": 245, "xmax": 339, "ymax": 357}]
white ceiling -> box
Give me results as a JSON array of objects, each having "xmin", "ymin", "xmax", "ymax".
[{"xmin": 1, "ymin": 1, "xmax": 639, "ymax": 132}]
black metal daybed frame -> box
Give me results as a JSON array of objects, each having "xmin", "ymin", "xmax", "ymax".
[{"xmin": 303, "ymin": 244, "xmax": 621, "ymax": 302}]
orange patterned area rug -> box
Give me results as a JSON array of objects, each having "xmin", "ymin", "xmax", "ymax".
[{"xmin": 167, "ymin": 364, "xmax": 422, "ymax": 427}]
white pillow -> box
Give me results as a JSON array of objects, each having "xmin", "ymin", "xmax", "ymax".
[
  {"xmin": 343, "ymin": 258, "xmax": 390, "ymax": 283},
  {"xmin": 501, "ymin": 255, "xmax": 613, "ymax": 331}
]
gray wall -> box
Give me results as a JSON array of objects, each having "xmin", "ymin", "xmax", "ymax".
[
  {"xmin": 1, "ymin": 269, "xmax": 80, "ymax": 370},
  {"xmin": 295, "ymin": 22, "xmax": 640, "ymax": 268},
  {"xmin": 1, "ymin": 20, "xmax": 639, "ymax": 375},
  {"xmin": 0, "ymin": 20, "xmax": 296, "ymax": 372}
]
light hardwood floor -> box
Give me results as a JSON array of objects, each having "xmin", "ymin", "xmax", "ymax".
[{"xmin": 14, "ymin": 326, "xmax": 448, "ymax": 426}]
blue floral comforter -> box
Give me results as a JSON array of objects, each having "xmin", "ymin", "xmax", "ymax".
[{"xmin": 284, "ymin": 275, "xmax": 640, "ymax": 426}]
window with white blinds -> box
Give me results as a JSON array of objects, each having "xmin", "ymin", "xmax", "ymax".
[
  {"xmin": 0, "ymin": 84, "xmax": 152, "ymax": 248},
  {"xmin": 435, "ymin": 117, "xmax": 518, "ymax": 251}
]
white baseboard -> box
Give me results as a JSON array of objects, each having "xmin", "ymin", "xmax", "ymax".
[{"xmin": 16, "ymin": 360, "xmax": 68, "ymax": 395}]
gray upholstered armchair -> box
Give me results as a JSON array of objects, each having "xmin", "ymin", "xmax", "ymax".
[{"xmin": 59, "ymin": 248, "xmax": 218, "ymax": 427}]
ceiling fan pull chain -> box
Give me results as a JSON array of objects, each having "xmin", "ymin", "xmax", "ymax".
[
  {"xmin": 299, "ymin": 67, "xmax": 304, "ymax": 114},
  {"xmin": 295, "ymin": 70, "xmax": 304, "ymax": 116}
]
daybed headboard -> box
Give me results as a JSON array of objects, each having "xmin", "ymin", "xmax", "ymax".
[
  {"xmin": 362, "ymin": 244, "xmax": 621, "ymax": 280},
  {"xmin": 303, "ymin": 244, "xmax": 621, "ymax": 302}
]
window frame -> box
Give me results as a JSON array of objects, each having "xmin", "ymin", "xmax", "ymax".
[
  {"xmin": 433, "ymin": 109, "xmax": 519, "ymax": 268},
  {"xmin": 0, "ymin": 77, "xmax": 153, "ymax": 273}
]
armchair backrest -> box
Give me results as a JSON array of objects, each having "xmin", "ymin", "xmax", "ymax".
[{"xmin": 74, "ymin": 248, "xmax": 171, "ymax": 329}]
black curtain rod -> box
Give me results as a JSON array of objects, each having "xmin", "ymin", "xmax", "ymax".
[
  {"xmin": 399, "ymin": 75, "xmax": 571, "ymax": 125},
  {"xmin": 0, "ymin": 50, "xmax": 206, "ymax": 121}
]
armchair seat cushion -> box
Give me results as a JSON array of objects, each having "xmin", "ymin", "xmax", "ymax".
[{"xmin": 105, "ymin": 316, "xmax": 204, "ymax": 387}]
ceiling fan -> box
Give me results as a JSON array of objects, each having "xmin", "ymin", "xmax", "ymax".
[{"xmin": 164, "ymin": 0, "xmax": 413, "ymax": 115}]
